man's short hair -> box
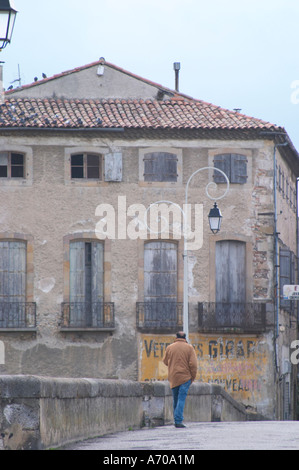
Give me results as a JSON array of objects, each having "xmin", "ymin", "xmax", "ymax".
[{"xmin": 176, "ymin": 331, "xmax": 186, "ymax": 339}]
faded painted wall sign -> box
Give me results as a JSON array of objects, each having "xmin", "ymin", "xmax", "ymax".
[{"xmin": 138, "ymin": 333, "xmax": 271, "ymax": 406}]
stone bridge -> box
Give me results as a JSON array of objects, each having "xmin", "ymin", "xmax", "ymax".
[{"xmin": 0, "ymin": 375, "xmax": 265, "ymax": 450}]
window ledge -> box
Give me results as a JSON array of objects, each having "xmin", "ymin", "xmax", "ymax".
[
  {"xmin": 0, "ymin": 328, "xmax": 37, "ymax": 332},
  {"xmin": 60, "ymin": 327, "xmax": 115, "ymax": 332},
  {"xmin": 139, "ymin": 181, "xmax": 181, "ymax": 188},
  {"xmin": 65, "ymin": 179, "xmax": 109, "ymax": 187}
]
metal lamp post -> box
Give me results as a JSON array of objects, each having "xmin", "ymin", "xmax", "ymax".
[
  {"xmin": 145, "ymin": 166, "xmax": 230, "ymax": 342},
  {"xmin": 0, "ymin": 0, "xmax": 17, "ymax": 50},
  {"xmin": 182, "ymin": 167, "xmax": 229, "ymax": 340}
]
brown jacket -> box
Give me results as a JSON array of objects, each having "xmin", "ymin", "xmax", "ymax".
[{"xmin": 163, "ymin": 338, "xmax": 198, "ymax": 388}]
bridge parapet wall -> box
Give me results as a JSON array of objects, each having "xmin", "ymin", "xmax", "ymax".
[{"xmin": 0, "ymin": 376, "xmax": 262, "ymax": 450}]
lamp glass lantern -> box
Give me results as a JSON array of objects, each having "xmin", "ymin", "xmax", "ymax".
[
  {"xmin": 208, "ymin": 202, "xmax": 222, "ymax": 234},
  {"xmin": 0, "ymin": 0, "xmax": 17, "ymax": 50}
]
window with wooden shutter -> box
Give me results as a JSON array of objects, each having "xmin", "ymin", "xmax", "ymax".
[
  {"xmin": 215, "ymin": 240, "xmax": 246, "ymax": 326},
  {"xmin": 215, "ymin": 240, "xmax": 246, "ymax": 305},
  {"xmin": 69, "ymin": 241, "xmax": 104, "ymax": 326},
  {"xmin": 0, "ymin": 241, "xmax": 26, "ymax": 302},
  {"xmin": 213, "ymin": 153, "xmax": 247, "ymax": 184},
  {"xmin": 0, "ymin": 241, "xmax": 27, "ymax": 328},
  {"xmin": 280, "ymin": 248, "xmax": 296, "ymax": 312},
  {"xmin": 144, "ymin": 241, "xmax": 177, "ymax": 302},
  {"xmin": 144, "ymin": 152, "xmax": 178, "ymax": 182},
  {"xmin": 143, "ymin": 241, "xmax": 178, "ymax": 327}
]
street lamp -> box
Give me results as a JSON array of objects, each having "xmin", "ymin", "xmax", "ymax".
[
  {"xmin": 144, "ymin": 166, "xmax": 230, "ymax": 342},
  {"xmin": 208, "ymin": 202, "xmax": 222, "ymax": 234},
  {"xmin": 183, "ymin": 166, "xmax": 229, "ymax": 340},
  {"xmin": 0, "ymin": 0, "xmax": 17, "ymax": 50}
]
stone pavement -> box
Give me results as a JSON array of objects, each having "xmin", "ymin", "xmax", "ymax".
[{"xmin": 64, "ymin": 421, "xmax": 299, "ymax": 451}]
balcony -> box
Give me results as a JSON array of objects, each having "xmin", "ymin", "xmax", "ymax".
[
  {"xmin": 0, "ymin": 302, "xmax": 36, "ymax": 330},
  {"xmin": 60, "ymin": 302, "xmax": 115, "ymax": 331},
  {"xmin": 136, "ymin": 302, "xmax": 183, "ymax": 331},
  {"xmin": 198, "ymin": 302, "xmax": 267, "ymax": 333}
]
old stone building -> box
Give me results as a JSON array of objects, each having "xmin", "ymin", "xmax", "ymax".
[{"xmin": 0, "ymin": 59, "xmax": 298, "ymax": 420}]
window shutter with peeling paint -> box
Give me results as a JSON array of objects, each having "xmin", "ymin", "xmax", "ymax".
[{"xmin": 104, "ymin": 152, "xmax": 122, "ymax": 181}]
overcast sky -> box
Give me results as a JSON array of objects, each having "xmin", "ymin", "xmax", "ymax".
[{"xmin": 2, "ymin": 0, "xmax": 299, "ymax": 149}]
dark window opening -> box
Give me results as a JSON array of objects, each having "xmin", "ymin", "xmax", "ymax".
[
  {"xmin": 71, "ymin": 153, "xmax": 101, "ymax": 180},
  {"xmin": 0, "ymin": 152, "xmax": 24, "ymax": 179},
  {"xmin": 11, "ymin": 153, "xmax": 24, "ymax": 178}
]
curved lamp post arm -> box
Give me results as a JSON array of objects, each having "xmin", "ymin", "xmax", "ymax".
[{"xmin": 185, "ymin": 166, "xmax": 230, "ymax": 208}]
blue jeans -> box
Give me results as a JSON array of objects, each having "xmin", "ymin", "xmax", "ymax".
[{"xmin": 171, "ymin": 379, "xmax": 191, "ymax": 424}]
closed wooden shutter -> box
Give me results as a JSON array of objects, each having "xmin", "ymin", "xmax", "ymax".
[
  {"xmin": 216, "ymin": 240, "xmax": 246, "ymax": 304},
  {"xmin": 70, "ymin": 241, "xmax": 104, "ymax": 326},
  {"xmin": 215, "ymin": 240, "xmax": 246, "ymax": 326},
  {"xmin": 91, "ymin": 242, "xmax": 104, "ymax": 326},
  {"xmin": 104, "ymin": 152, "xmax": 122, "ymax": 181},
  {"xmin": 144, "ymin": 153, "xmax": 157, "ymax": 181},
  {"xmin": 144, "ymin": 152, "xmax": 177, "ymax": 182},
  {"xmin": 91, "ymin": 242, "xmax": 104, "ymax": 302},
  {"xmin": 70, "ymin": 241, "xmax": 85, "ymax": 304},
  {"xmin": 144, "ymin": 241, "xmax": 177, "ymax": 302},
  {"xmin": 0, "ymin": 241, "xmax": 26, "ymax": 302},
  {"xmin": 144, "ymin": 241, "xmax": 177, "ymax": 326},
  {"xmin": 164, "ymin": 153, "xmax": 178, "ymax": 182},
  {"xmin": 0, "ymin": 241, "xmax": 26, "ymax": 327},
  {"xmin": 231, "ymin": 154, "xmax": 248, "ymax": 184},
  {"xmin": 213, "ymin": 154, "xmax": 230, "ymax": 183},
  {"xmin": 213, "ymin": 154, "xmax": 247, "ymax": 184}
]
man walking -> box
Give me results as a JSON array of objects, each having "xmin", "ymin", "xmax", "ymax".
[{"xmin": 163, "ymin": 332, "xmax": 198, "ymax": 428}]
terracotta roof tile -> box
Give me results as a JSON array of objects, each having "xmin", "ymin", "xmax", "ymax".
[{"xmin": 0, "ymin": 97, "xmax": 280, "ymax": 132}]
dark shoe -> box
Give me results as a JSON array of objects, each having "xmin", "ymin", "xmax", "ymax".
[{"xmin": 175, "ymin": 423, "xmax": 186, "ymax": 428}]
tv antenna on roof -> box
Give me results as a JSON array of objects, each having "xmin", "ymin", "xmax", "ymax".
[{"xmin": 10, "ymin": 63, "xmax": 21, "ymax": 88}]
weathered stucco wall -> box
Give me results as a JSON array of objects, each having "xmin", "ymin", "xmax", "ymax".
[
  {"xmin": 0, "ymin": 132, "xmax": 297, "ymax": 418},
  {"xmin": 8, "ymin": 63, "xmax": 162, "ymax": 100}
]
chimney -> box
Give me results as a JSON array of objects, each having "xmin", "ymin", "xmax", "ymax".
[{"xmin": 173, "ymin": 62, "xmax": 181, "ymax": 92}]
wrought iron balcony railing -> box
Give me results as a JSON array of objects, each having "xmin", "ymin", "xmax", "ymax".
[
  {"xmin": 198, "ymin": 302, "xmax": 267, "ymax": 333},
  {"xmin": 136, "ymin": 301, "xmax": 183, "ymax": 330},
  {"xmin": 0, "ymin": 302, "xmax": 36, "ymax": 329},
  {"xmin": 61, "ymin": 302, "xmax": 115, "ymax": 330}
]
